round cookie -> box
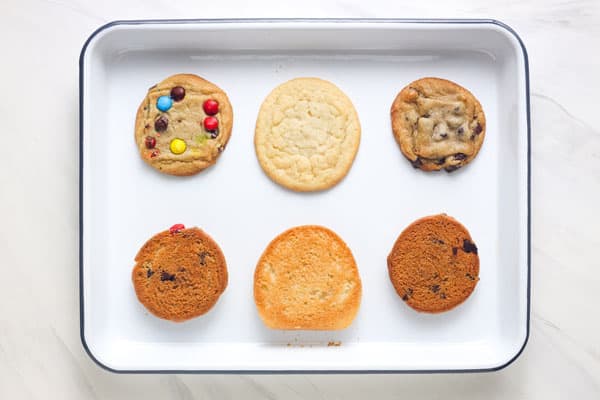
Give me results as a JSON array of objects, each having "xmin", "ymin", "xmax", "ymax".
[
  {"xmin": 132, "ymin": 225, "xmax": 228, "ymax": 322},
  {"xmin": 387, "ymin": 214, "xmax": 480, "ymax": 313},
  {"xmin": 254, "ymin": 225, "xmax": 362, "ymax": 330},
  {"xmin": 390, "ymin": 77, "xmax": 486, "ymax": 172},
  {"xmin": 254, "ymin": 78, "xmax": 361, "ymax": 192},
  {"xmin": 134, "ymin": 74, "xmax": 233, "ymax": 176}
]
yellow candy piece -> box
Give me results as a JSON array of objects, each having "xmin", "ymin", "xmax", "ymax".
[{"xmin": 170, "ymin": 138, "xmax": 187, "ymax": 154}]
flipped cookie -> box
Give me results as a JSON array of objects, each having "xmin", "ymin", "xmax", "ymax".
[
  {"xmin": 254, "ymin": 225, "xmax": 362, "ymax": 330},
  {"xmin": 132, "ymin": 225, "xmax": 228, "ymax": 322},
  {"xmin": 390, "ymin": 77, "xmax": 485, "ymax": 172},
  {"xmin": 254, "ymin": 78, "xmax": 361, "ymax": 191},
  {"xmin": 387, "ymin": 214, "xmax": 480, "ymax": 313},
  {"xmin": 135, "ymin": 73, "xmax": 233, "ymax": 176}
]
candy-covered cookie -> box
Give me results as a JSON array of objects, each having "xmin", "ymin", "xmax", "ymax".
[
  {"xmin": 254, "ymin": 78, "xmax": 361, "ymax": 192},
  {"xmin": 132, "ymin": 224, "xmax": 228, "ymax": 322},
  {"xmin": 134, "ymin": 74, "xmax": 233, "ymax": 176},
  {"xmin": 390, "ymin": 77, "xmax": 485, "ymax": 172}
]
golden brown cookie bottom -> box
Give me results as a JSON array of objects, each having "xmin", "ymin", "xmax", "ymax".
[{"xmin": 254, "ymin": 225, "xmax": 362, "ymax": 330}]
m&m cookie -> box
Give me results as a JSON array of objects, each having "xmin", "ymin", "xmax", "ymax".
[{"xmin": 134, "ymin": 74, "xmax": 233, "ymax": 176}]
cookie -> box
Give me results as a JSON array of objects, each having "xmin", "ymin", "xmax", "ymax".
[
  {"xmin": 134, "ymin": 74, "xmax": 233, "ymax": 176},
  {"xmin": 254, "ymin": 78, "xmax": 361, "ymax": 191},
  {"xmin": 132, "ymin": 225, "xmax": 228, "ymax": 322},
  {"xmin": 254, "ymin": 225, "xmax": 362, "ymax": 330},
  {"xmin": 390, "ymin": 77, "xmax": 486, "ymax": 172},
  {"xmin": 387, "ymin": 214, "xmax": 480, "ymax": 313}
]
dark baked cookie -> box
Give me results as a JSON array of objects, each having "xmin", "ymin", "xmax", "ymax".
[
  {"xmin": 132, "ymin": 225, "xmax": 228, "ymax": 322},
  {"xmin": 134, "ymin": 73, "xmax": 233, "ymax": 176},
  {"xmin": 390, "ymin": 77, "xmax": 485, "ymax": 172},
  {"xmin": 387, "ymin": 214, "xmax": 480, "ymax": 313}
]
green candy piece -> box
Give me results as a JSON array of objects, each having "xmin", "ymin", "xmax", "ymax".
[{"xmin": 194, "ymin": 134, "xmax": 208, "ymax": 145}]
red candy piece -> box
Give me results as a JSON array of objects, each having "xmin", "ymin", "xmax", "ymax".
[
  {"xmin": 169, "ymin": 224, "xmax": 185, "ymax": 234},
  {"xmin": 145, "ymin": 136, "xmax": 156, "ymax": 149},
  {"xmin": 203, "ymin": 116, "xmax": 219, "ymax": 131},
  {"xmin": 150, "ymin": 149, "xmax": 160, "ymax": 158},
  {"xmin": 203, "ymin": 99, "xmax": 219, "ymax": 115}
]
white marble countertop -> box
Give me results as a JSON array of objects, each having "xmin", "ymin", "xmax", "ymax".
[{"xmin": 1, "ymin": 0, "xmax": 599, "ymax": 398}]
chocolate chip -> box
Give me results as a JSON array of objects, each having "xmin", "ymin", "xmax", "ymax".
[
  {"xmin": 160, "ymin": 272, "xmax": 176, "ymax": 281},
  {"xmin": 454, "ymin": 153, "xmax": 467, "ymax": 160},
  {"xmin": 402, "ymin": 288, "xmax": 413, "ymax": 301},
  {"xmin": 411, "ymin": 157, "xmax": 423, "ymax": 168},
  {"xmin": 452, "ymin": 247, "xmax": 458, "ymax": 256},
  {"xmin": 423, "ymin": 113, "xmax": 431, "ymax": 118},
  {"xmin": 144, "ymin": 124, "xmax": 150, "ymax": 129},
  {"xmin": 466, "ymin": 273, "xmax": 476, "ymax": 281},
  {"xmin": 445, "ymin": 165, "xmax": 461, "ymax": 172},
  {"xmin": 474, "ymin": 123, "xmax": 483, "ymax": 135},
  {"xmin": 431, "ymin": 285, "xmax": 440, "ymax": 293},
  {"xmin": 432, "ymin": 238, "xmax": 445, "ymax": 245},
  {"xmin": 454, "ymin": 106, "xmax": 460, "ymax": 113},
  {"xmin": 178, "ymin": 267, "xmax": 186, "ymax": 272},
  {"xmin": 199, "ymin": 251, "xmax": 208, "ymax": 266},
  {"xmin": 210, "ymin": 130, "xmax": 219, "ymax": 139},
  {"xmin": 170, "ymin": 86, "xmax": 185, "ymax": 102},
  {"xmin": 154, "ymin": 115, "xmax": 168, "ymax": 132},
  {"xmin": 462, "ymin": 239, "xmax": 478, "ymax": 254},
  {"xmin": 217, "ymin": 145, "xmax": 225, "ymax": 153},
  {"xmin": 457, "ymin": 127, "xmax": 464, "ymax": 134},
  {"xmin": 146, "ymin": 269, "xmax": 154, "ymax": 278},
  {"xmin": 402, "ymin": 294, "xmax": 409, "ymax": 301},
  {"xmin": 440, "ymin": 293, "xmax": 447, "ymax": 299},
  {"xmin": 440, "ymin": 133, "xmax": 448, "ymax": 138},
  {"xmin": 435, "ymin": 157, "xmax": 446, "ymax": 165}
]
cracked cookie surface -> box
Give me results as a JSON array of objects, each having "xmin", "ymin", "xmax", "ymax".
[
  {"xmin": 134, "ymin": 74, "xmax": 233, "ymax": 176},
  {"xmin": 387, "ymin": 214, "xmax": 480, "ymax": 313},
  {"xmin": 390, "ymin": 77, "xmax": 485, "ymax": 172},
  {"xmin": 132, "ymin": 226, "xmax": 228, "ymax": 322},
  {"xmin": 254, "ymin": 78, "xmax": 361, "ymax": 191},
  {"xmin": 254, "ymin": 225, "xmax": 362, "ymax": 330}
]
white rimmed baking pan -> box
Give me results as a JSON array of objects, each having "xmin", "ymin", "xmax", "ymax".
[{"xmin": 79, "ymin": 19, "xmax": 530, "ymax": 373}]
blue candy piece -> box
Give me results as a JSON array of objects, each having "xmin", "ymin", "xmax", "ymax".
[{"xmin": 156, "ymin": 95, "xmax": 173, "ymax": 112}]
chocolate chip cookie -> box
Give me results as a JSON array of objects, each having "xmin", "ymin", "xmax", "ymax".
[
  {"xmin": 134, "ymin": 74, "xmax": 233, "ymax": 176},
  {"xmin": 254, "ymin": 225, "xmax": 362, "ymax": 330},
  {"xmin": 387, "ymin": 214, "xmax": 480, "ymax": 313},
  {"xmin": 390, "ymin": 77, "xmax": 485, "ymax": 172},
  {"xmin": 254, "ymin": 78, "xmax": 361, "ymax": 192},
  {"xmin": 132, "ymin": 224, "xmax": 228, "ymax": 322}
]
